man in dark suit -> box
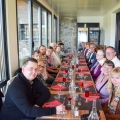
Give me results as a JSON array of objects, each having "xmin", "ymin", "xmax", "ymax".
[
  {"xmin": 0, "ymin": 58, "xmax": 65, "ymax": 120},
  {"xmin": 87, "ymin": 43, "xmax": 96, "ymax": 66},
  {"xmin": 78, "ymin": 42, "xmax": 86, "ymax": 52}
]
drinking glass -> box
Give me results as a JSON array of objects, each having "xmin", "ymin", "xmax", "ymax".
[
  {"xmin": 76, "ymin": 64, "xmax": 78, "ymax": 68},
  {"xmin": 54, "ymin": 84, "xmax": 63, "ymax": 100},
  {"xmin": 72, "ymin": 65, "xmax": 74, "ymax": 70},
  {"xmin": 63, "ymin": 74, "xmax": 67, "ymax": 86},
  {"xmin": 79, "ymin": 81, "xmax": 84, "ymax": 92},
  {"xmin": 65, "ymin": 68, "xmax": 68, "ymax": 78},
  {"xmin": 84, "ymin": 88, "xmax": 89, "ymax": 103},
  {"xmin": 66, "ymin": 93, "xmax": 72, "ymax": 106},
  {"xmin": 65, "ymin": 68, "xmax": 68, "ymax": 74},
  {"xmin": 83, "ymin": 75, "xmax": 88, "ymax": 80},
  {"xmin": 78, "ymin": 68, "xmax": 81, "ymax": 74}
]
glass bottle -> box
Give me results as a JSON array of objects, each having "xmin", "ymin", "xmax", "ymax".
[{"xmin": 88, "ymin": 100, "xmax": 99, "ymax": 120}]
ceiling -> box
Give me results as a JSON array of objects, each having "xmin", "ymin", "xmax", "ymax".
[{"xmin": 45, "ymin": 0, "xmax": 120, "ymax": 17}]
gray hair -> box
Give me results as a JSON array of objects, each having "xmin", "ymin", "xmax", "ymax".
[{"xmin": 50, "ymin": 43, "xmax": 56, "ymax": 47}]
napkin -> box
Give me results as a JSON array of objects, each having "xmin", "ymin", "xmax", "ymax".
[
  {"xmin": 78, "ymin": 81, "xmax": 93, "ymax": 87},
  {"xmin": 80, "ymin": 56, "xmax": 84, "ymax": 58},
  {"xmin": 51, "ymin": 84, "xmax": 67, "ymax": 91},
  {"xmin": 81, "ymin": 93, "xmax": 100, "ymax": 101},
  {"xmin": 80, "ymin": 61, "xmax": 86, "ymax": 64},
  {"xmin": 84, "ymin": 82, "xmax": 93, "ymax": 87},
  {"xmin": 59, "ymin": 71, "xmax": 66, "ymax": 74},
  {"xmin": 44, "ymin": 100, "xmax": 62, "ymax": 108},
  {"xmin": 56, "ymin": 77, "xmax": 63, "ymax": 82},
  {"xmin": 77, "ymin": 72, "xmax": 88, "ymax": 76},
  {"xmin": 82, "ymin": 67, "xmax": 89, "ymax": 71}
]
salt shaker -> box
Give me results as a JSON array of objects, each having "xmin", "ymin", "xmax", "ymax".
[{"xmin": 74, "ymin": 106, "xmax": 79, "ymax": 117}]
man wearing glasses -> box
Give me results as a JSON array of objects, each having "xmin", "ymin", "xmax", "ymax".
[
  {"xmin": 105, "ymin": 46, "xmax": 120, "ymax": 67},
  {"xmin": 0, "ymin": 58, "xmax": 65, "ymax": 120}
]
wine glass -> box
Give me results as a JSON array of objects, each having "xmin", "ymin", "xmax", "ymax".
[
  {"xmin": 72, "ymin": 65, "xmax": 74, "ymax": 70},
  {"xmin": 76, "ymin": 64, "xmax": 78, "ymax": 68},
  {"xmin": 84, "ymin": 88, "xmax": 89, "ymax": 103},
  {"xmin": 79, "ymin": 81, "xmax": 84, "ymax": 92},
  {"xmin": 63, "ymin": 74, "xmax": 67, "ymax": 86},
  {"xmin": 66, "ymin": 93, "xmax": 72, "ymax": 106},
  {"xmin": 54, "ymin": 84, "xmax": 63, "ymax": 100},
  {"xmin": 59, "ymin": 96, "xmax": 67, "ymax": 120},
  {"xmin": 83, "ymin": 75, "xmax": 88, "ymax": 80},
  {"xmin": 65, "ymin": 68, "xmax": 68, "ymax": 77},
  {"xmin": 78, "ymin": 97, "xmax": 81, "ymax": 106}
]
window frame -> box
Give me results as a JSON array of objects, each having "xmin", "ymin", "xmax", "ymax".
[
  {"xmin": 54, "ymin": 15, "xmax": 57, "ymax": 43},
  {"xmin": 0, "ymin": 0, "xmax": 9, "ymax": 88},
  {"xmin": 17, "ymin": 0, "xmax": 52, "ymax": 67}
]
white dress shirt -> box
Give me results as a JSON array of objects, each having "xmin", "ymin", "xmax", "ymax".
[{"xmin": 112, "ymin": 56, "xmax": 120, "ymax": 67}]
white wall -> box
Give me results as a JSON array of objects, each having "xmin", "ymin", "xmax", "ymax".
[
  {"xmin": 102, "ymin": 3, "xmax": 120, "ymax": 47},
  {"xmin": 77, "ymin": 16, "xmax": 103, "ymax": 29},
  {"xmin": 103, "ymin": 13, "xmax": 116, "ymax": 47}
]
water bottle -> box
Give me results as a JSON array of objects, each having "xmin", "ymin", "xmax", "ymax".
[{"xmin": 88, "ymin": 100, "xmax": 99, "ymax": 120}]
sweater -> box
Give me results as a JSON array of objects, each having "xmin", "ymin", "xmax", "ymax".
[{"xmin": 0, "ymin": 73, "xmax": 56, "ymax": 120}]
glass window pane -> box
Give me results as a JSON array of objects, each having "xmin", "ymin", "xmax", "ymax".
[
  {"xmin": 42, "ymin": 9, "xmax": 47, "ymax": 47},
  {"xmin": 33, "ymin": 3, "xmax": 40, "ymax": 50},
  {"xmin": 17, "ymin": 0, "xmax": 31, "ymax": 67},
  {"xmin": 48, "ymin": 13, "xmax": 51, "ymax": 46},
  {"xmin": 0, "ymin": 0, "xmax": 7, "ymax": 81}
]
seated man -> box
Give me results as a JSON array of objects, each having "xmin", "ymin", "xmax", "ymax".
[
  {"xmin": 78, "ymin": 42, "xmax": 86, "ymax": 52},
  {"xmin": 86, "ymin": 43, "xmax": 96, "ymax": 65},
  {"xmin": 59, "ymin": 42, "xmax": 69, "ymax": 58},
  {"xmin": 46, "ymin": 46, "xmax": 59, "ymax": 74},
  {"xmin": 32, "ymin": 50, "xmax": 41, "ymax": 61},
  {"xmin": 0, "ymin": 58, "xmax": 65, "ymax": 120},
  {"xmin": 50, "ymin": 43, "xmax": 61, "ymax": 67},
  {"xmin": 105, "ymin": 46, "xmax": 120, "ymax": 67},
  {"xmin": 39, "ymin": 45, "xmax": 57, "ymax": 78}
]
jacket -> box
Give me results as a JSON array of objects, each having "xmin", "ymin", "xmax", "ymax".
[{"xmin": 0, "ymin": 73, "xmax": 56, "ymax": 120}]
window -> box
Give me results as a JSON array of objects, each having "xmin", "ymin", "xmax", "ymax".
[
  {"xmin": 17, "ymin": 0, "xmax": 31, "ymax": 67},
  {"xmin": 42, "ymin": 8, "xmax": 47, "ymax": 47},
  {"xmin": 17, "ymin": 0, "xmax": 52, "ymax": 67},
  {"xmin": 33, "ymin": 3, "xmax": 41, "ymax": 50},
  {"xmin": 0, "ymin": 0, "xmax": 9, "ymax": 89},
  {"xmin": 47, "ymin": 13, "xmax": 52, "ymax": 46},
  {"xmin": 54, "ymin": 16, "xmax": 57, "ymax": 42}
]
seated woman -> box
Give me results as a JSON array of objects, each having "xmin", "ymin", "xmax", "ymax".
[
  {"xmin": 89, "ymin": 46, "xmax": 103, "ymax": 69},
  {"xmin": 95, "ymin": 60, "xmax": 115, "ymax": 105},
  {"xmin": 90, "ymin": 49, "xmax": 106, "ymax": 79},
  {"xmin": 103, "ymin": 67, "xmax": 120, "ymax": 119},
  {"xmin": 37, "ymin": 61, "xmax": 55, "ymax": 86}
]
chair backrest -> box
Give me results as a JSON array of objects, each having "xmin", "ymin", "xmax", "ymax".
[
  {"xmin": 0, "ymin": 90, "xmax": 4, "ymax": 110},
  {"xmin": 4, "ymin": 75, "xmax": 17, "ymax": 96}
]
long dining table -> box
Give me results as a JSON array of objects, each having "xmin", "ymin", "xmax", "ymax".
[{"xmin": 36, "ymin": 53, "xmax": 106, "ymax": 120}]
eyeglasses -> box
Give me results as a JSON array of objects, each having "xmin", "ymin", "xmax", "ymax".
[
  {"xmin": 105, "ymin": 52, "xmax": 114, "ymax": 55},
  {"xmin": 38, "ymin": 65, "xmax": 45, "ymax": 68}
]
